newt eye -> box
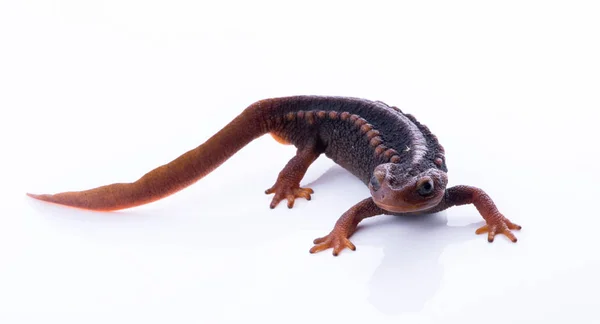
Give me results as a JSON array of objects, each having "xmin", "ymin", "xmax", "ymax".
[
  {"xmin": 370, "ymin": 175, "xmax": 381, "ymax": 191},
  {"xmin": 369, "ymin": 170, "xmax": 385, "ymax": 191},
  {"xmin": 417, "ymin": 178, "xmax": 434, "ymax": 196}
]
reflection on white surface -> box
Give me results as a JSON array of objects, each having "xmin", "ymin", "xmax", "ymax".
[{"xmin": 365, "ymin": 213, "xmax": 478, "ymax": 314}]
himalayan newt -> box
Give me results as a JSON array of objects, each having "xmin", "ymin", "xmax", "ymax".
[{"xmin": 27, "ymin": 96, "xmax": 521, "ymax": 255}]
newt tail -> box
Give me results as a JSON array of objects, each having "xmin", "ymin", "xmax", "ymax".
[{"xmin": 27, "ymin": 100, "xmax": 274, "ymax": 211}]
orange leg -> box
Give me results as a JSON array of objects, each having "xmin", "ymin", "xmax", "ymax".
[
  {"xmin": 471, "ymin": 191, "xmax": 522, "ymax": 242},
  {"xmin": 309, "ymin": 198, "xmax": 384, "ymax": 256},
  {"xmin": 428, "ymin": 185, "xmax": 522, "ymax": 242},
  {"xmin": 265, "ymin": 146, "xmax": 320, "ymax": 209}
]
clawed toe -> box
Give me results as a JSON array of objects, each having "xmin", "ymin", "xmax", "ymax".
[
  {"xmin": 266, "ymin": 185, "xmax": 314, "ymax": 209},
  {"xmin": 476, "ymin": 218, "xmax": 522, "ymax": 243},
  {"xmin": 309, "ymin": 232, "xmax": 356, "ymax": 256}
]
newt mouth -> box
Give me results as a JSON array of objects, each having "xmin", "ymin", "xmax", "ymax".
[{"xmin": 372, "ymin": 199, "xmax": 436, "ymax": 213}]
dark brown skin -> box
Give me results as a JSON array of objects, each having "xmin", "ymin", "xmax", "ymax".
[{"xmin": 27, "ymin": 96, "xmax": 521, "ymax": 255}]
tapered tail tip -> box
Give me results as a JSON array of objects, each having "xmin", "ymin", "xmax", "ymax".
[{"xmin": 26, "ymin": 193, "xmax": 47, "ymax": 200}]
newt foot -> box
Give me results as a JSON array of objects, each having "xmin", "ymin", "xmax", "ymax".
[
  {"xmin": 476, "ymin": 216, "xmax": 522, "ymax": 242},
  {"xmin": 309, "ymin": 231, "xmax": 356, "ymax": 256},
  {"xmin": 265, "ymin": 185, "xmax": 313, "ymax": 209}
]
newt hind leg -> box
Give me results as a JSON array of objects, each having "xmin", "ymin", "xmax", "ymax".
[{"xmin": 265, "ymin": 145, "xmax": 321, "ymax": 209}]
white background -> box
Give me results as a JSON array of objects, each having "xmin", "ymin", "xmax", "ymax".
[{"xmin": 1, "ymin": 1, "xmax": 599, "ymax": 323}]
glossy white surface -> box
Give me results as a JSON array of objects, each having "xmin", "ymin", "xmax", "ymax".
[{"xmin": 2, "ymin": 1, "xmax": 599, "ymax": 323}]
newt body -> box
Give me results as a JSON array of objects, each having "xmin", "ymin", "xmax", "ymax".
[{"xmin": 28, "ymin": 96, "xmax": 521, "ymax": 255}]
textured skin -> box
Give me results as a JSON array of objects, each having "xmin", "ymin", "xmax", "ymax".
[
  {"xmin": 424, "ymin": 185, "xmax": 522, "ymax": 242},
  {"xmin": 265, "ymin": 96, "xmax": 447, "ymax": 184},
  {"xmin": 264, "ymin": 146, "xmax": 319, "ymax": 209},
  {"xmin": 27, "ymin": 95, "xmax": 521, "ymax": 255},
  {"xmin": 309, "ymin": 198, "xmax": 383, "ymax": 256}
]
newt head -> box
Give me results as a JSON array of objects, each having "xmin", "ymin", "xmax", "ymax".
[{"xmin": 368, "ymin": 163, "xmax": 447, "ymax": 213}]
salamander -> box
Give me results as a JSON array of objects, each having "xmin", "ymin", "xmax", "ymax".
[{"xmin": 27, "ymin": 96, "xmax": 521, "ymax": 255}]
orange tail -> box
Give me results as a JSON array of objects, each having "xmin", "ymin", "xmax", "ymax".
[{"xmin": 27, "ymin": 100, "xmax": 274, "ymax": 211}]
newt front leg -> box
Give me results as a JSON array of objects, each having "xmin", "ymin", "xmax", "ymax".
[
  {"xmin": 310, "ymin": 198, "xmax": 384, "ymax": 256},
  {"xmin": 429, "ymin": 185, "xmax": 522, "ymax": 242},
  {"xmin": 265, "ymin": 146, "xmax": 321, "ymax": 209}
]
